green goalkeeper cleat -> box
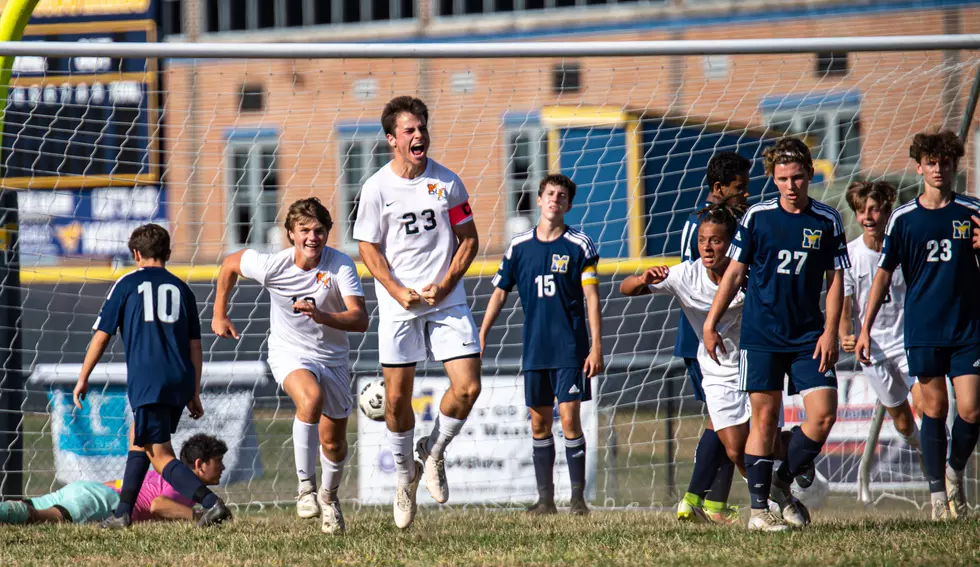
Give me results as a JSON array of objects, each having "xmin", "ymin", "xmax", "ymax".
[
  {"xmin": 704, "ymin": 503, "xmax": 741, "ymax": 526},
  {"xmin": 677, "ymin": 495, "xmax": 708, "ymax": 523}
]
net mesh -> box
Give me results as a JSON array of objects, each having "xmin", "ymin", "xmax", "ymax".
[{"xmin": 3, "ymin": 43, "xmax": 979, "ymax": 510}]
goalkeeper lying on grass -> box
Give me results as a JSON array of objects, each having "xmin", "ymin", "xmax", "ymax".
[{"xmin": 0, "ymin": 434, "xmax": 226, "ymax": 525}]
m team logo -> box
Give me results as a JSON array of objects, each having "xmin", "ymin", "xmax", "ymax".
[
  {"xmin": 551, "ymin": 254, "xmax": 570, "ymax": 273},
  {"xmin": 802, "ymin": 228, "xmax": 822, "ymax": 249},
  {"xmin": 952, "ymin": 220, "xmax": 971, "ymax": 240}
]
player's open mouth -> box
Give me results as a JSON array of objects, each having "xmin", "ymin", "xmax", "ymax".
[{"xmin": 410, "ymin": 143, "xmax": 425, "ymax": 158}]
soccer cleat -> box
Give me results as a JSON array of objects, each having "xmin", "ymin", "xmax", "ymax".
[
  {"xmin": 771, "ymin": 481, "xmax": 810, "ymax": 528},
  {"xmin": 945, "ymin": 468, "xmax": 969, "ymax": 520},
  {"xmin": 99, "ymin": 512, "xmax": 132, "ymax": 529},
  {"xmin": 676, "ymin": 499, "xmax": 708, "ymax": 523},
  {"xmin": 416, "ymin": 436, "xmax": 449, "ymax": 504},
  {"xmin": 527, "ymin": 498, "xmax": 558, "ymax": 515},
  {"xmin": 197, "ymin": 497, "xmax": 233, "ymax": 527},
  {"xmin": 569, "ymin": 488, "xmax": 590, "ymax": 516},
  {"xmin": 394, "ymin": 461, "xmax": 423, "ymax": 529},
  {"xmin": 318, "ymin": 489, "xmax": 345, "ymax": 535},
  {"xmin": 296, "ymin": 487, "xmax": 321, "ymax": 519},
  {"xmin": 747, "ymin": 509, "xmax": 790, "ymax": 532},
  {"xmin": 704, "ymin": 504, "xmax": 741, "ymax": 526},
  {"xmin": 932, "ymin": 497, "xmax": 951, "ymax": 522}
]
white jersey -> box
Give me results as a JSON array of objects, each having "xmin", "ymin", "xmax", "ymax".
[
  {"xmin": 240, "ymin": 246, "xmax": 364, "ymax": 365},
  {"xmin": 844, "ymin": 236, "xmax": 906, "ymax": 363},
  {"xmin": 650, "ymin": 260, "xmax": 744, "ymax": 387},
  {"xmin": 353, "ymin": 159, "xmax": 474, "ymax": 322}
]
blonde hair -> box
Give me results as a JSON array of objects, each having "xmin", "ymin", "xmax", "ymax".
[
  {"xmin": 762, "ymin": 137, "xmax": 814, "ymax": 177},
  {"xmin": 284, "ymin": 197, "xmax": 333, "ymax": 244}
]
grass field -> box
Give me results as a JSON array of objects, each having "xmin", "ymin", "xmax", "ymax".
[{"xmin": 1, "ymin": 507, "xmax": 979, "ymax": 566}]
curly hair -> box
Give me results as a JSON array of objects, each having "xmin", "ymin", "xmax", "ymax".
[
  {"xmin": 909, "ymin": 130, "xmax": 964, "ymax": 164},
  {"xmin": 284, "ymin": 197, "xmax": 333, "ymax": 244},
  {"xmin": 179, "ymin": 434, "xmax": 228, "ymax": 468},
  {"xmin": 762, "ymin": 137, "xmax": 813, "ymax": 176},
  {"xmin": 706, "ymin": 151, "xmax": 751, "ymax": 189},
  {"xmin": 844, "ymin": 180, "xmax": 897, "ymax": 215},
  {"xmin": 696, "ymin": 197, "xmax": 747, "ymax": 240}
]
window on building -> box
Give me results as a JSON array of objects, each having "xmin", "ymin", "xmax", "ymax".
[
  {"xmin": 227, "ymin": 140, "xmax": 279, "ymax": 251},
  {"xmin": 765, "ymin": 106, "xmax": 861, "ymax": 176},
  {"xmin": 161, "ymin": 0, "xmax": 183, "ymax": 37},
  {"xmin": 504, "ymin": 126, "xmax": 548, "ymax": 240},
  {"xmin": 553, "ymin": 61, "xmax": 582, "ymax": 95},
  {"xmin": 338, "ymin": 133, "xmax": 392, "ymax": 254},
  {"xmin": 203, "ymin": 0, "xmax": 414, "ymax": 33},
  {"xmin": 815, "ymin": 52, "xmax": 849, "ymax": 78},
  {"xmin": 239, "ymin": 83, "xmax": 265, "ymax": 112},
  {"xmin": 435, "ymin": 0, "xmax": 664, "ymax": 17}
]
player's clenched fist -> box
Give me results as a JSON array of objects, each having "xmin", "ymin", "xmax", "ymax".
[
  {"xmin": 642, "ymin": 266, "xmax": 669, "ymax": 285},
  {"xmin": 854, "ymin": 331, "xmax": 873, "ymax": 365},
  {"xmin": 211, "ymin": 315, "xmax": 239, "ymax": 340},
  {"xmin": 392, "ymin": 286, "xmax": 422, "ymax": 310},
  {"xmin": 420, "ymin": 283, "xmax": 449, "ymax": 306},
  {"xmin": 840, "ymin": 334, "xmax": 857, "ymax": 353}
]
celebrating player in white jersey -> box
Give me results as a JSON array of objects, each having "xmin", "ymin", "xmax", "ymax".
[
  {"xmin": 839, "ymin": 181, "xmax": 924, "ymax": 457},
  {"xmin": 621, "ymin": 202, "xmax": 749, "ymax": 525},
  {"xmin": 212, "ymin": 198, "xmax": 368, "ymax": 535},
  {"xmin": 354, "ymin": 96, "xmax": 481, "ymax": 529}
]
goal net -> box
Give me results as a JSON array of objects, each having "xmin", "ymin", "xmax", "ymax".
[{"xmin": 2, "ymin": 38, "xmax": 979, "ymax": 512}]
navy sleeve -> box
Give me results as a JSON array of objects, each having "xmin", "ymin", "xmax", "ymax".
[
  {"xmin": 727, "ymin": 213, "xmax": 754, "ymax": 264},
  {"xmin": 94, "ymin": 279, "xmax": 128, "ymax": 335},
  {"xmin": 183, "ymin": 283, "xmax": 202, "ymax": 340},
  {"xmin": 829, "ymin": 213, "xmax": 850, "ymax": 271},
  {"xmin": 492, "ymin": 244, "xmax": 518, "ymax": 292},
  {"xmin": 879, "ymin": 217, "xmax": 902, "ymax": 271}
]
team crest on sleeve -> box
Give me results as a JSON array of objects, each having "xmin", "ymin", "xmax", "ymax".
[
  {"xmin": 952, "ymin": 220, "xmax": 971, "ymax": 240},
  {"xmin": 427, "ymin": 183, "xmax": 446, "ymax": 200},
  {"xmin": 551, "ymin": 254, "xmax": 570, "ymax": 273},
  {"xmin": 802, "ymin": 229, "xmax": 822, "ymax": 249}
]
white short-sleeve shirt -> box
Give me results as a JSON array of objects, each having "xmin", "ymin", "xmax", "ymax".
[
  {"xmin": 650, "ymin": 260, "xmax": 744, "ymax": 387},
  {"xmin": 352, "ymin": 158, "xmax": 473, "ymax": 322},
  {"xmin": 240, "ymin": 246, "xmax": 364, "ymax": 364},
  {"xmin": 844, "ymin": 236, "xmax": 906, "ymax": 362}
]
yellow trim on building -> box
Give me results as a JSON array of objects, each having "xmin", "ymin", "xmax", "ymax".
[
  {"xmin": 21, "ymin": 257, "xmax": 682, "ymax": 284},
  {"xmin": 540, "ymin": 105, "xmax": 633, "ymax": 127},
  {"xmin": 1, "ymin": 173, "xmax": 159, "ymax": 189}
]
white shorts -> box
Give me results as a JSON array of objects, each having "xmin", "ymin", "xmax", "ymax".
[
  {"xmin": 267, "ymin": 354, "xmax": 354, "ymax": 419},
  {"xmin": 379, "ymin": 304, "xmax": 481, "ymax": 365},
  {"xmin": 703, "ymin": 381, "xmax": 752, "ymax": 432},
  {"xmin": 863, "ymin": 355, "xmax": 915, "ymax": 408}
]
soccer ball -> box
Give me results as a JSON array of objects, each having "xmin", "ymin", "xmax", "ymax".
[
  {"xmin": 792, "ymin": 469, "xmax": 830, "ymax": 511},
  {"xmin": 358, "ymin": 379, "xmax": 386, "ymax": 422}
]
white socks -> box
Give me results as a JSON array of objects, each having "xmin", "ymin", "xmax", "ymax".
[
  {"xmin": 425, "ymin": 412, "xmax": 466, "ymax": 459},
  {"xmin": 293, "ymin": 418, "xmax": 319, "ymax": 488},
  {"xmin": 900, "ymin": 423, "xmax": 922, "ymax": 450},
  {"xmin": 320, "ymin": 447, "xmax": 347, "ymax": 494},
  {"xmin": 388, "ymin": 429, "xmax": 417, "ymax": 485}
]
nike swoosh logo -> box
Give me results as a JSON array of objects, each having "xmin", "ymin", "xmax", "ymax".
[{"xmin": 385, "ymin": 201, "xmax": 395, "ymax": 207}]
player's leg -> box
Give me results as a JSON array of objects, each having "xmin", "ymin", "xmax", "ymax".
[
  {"xmin": 556, "ymin": 368, "xmax": 590, "ymax": 516},
  {"xmin": 108, "ymin": 423, "xmax": 150, "ymax": 524},
  {"xmin": 944, "ymin": 343, "xmax": 980, "ymax": 519},
  {"xmin": 705, "ymin": 382, "xmax": 751, "ymax": 525},
  {"xmin": 137, "ymin": 404, "xmax": 231, "ymax": 527},
  {"xmin": 281, "ymin": 367, "xmax": 325, "ymax": 518},
  {"xmin": 418, "ymin": 306, "xmax": 482, "ymax": 504},
  {"xmin": 907, "ymin": 346, "xmax": 953, "ymax": 520},
  {"xmin": 527, "ymin": 385, "xmax": 558, "ymax": 515},
  {"xmin": 679, "ymin": 358, "xmax": 723, "ymax": 522},
  {"xmin": 29, "ymin": 481, "xmax": 120, "ymax": 525},
  {"xmin": 379, "ymin": 317, "xmax": 426, "ymax": 529},
  {"xmin": 316, "ymin": 363, "xmax": 354, "ymax": 535},
  {"xmin": 868, "ymin": 359, "xmax": 921, "ymax": 449}
]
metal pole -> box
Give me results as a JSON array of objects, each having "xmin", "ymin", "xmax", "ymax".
[
  {"xmin": 958, "ymin": 65, "xmax": 980, "ymax": 143},
  {"xmin": 0, "ymin": 189, "xmax": 22, "ymax": 500}
]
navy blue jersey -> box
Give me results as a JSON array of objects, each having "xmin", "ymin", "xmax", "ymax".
[
  {"xmin": 95, "ymin": 267, "xmax": 202, "ymax": 408},
  {"xmin": 728, "ymin": 198, "xmax": 849, "ymax": 351},
  {"xmin": 879, "ymin": 194, "xmax": 980, "ymax": 347},
  {"xmin": 492, "ymin": 227, "xmax": 599, "ymax": 371},
  {"xmin": 673, "ymin": 205, "xmax": 708, "ymax": 358}
]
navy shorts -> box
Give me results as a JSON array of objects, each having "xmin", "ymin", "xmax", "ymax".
[
  {"xmin": 684, "ymin": 357, "xmax": 705, "ymax": 403},
  {"xmin": 906, "ymin": 343, "xmax": 980, "ymax": 380},
  {"xmin": 524, "ymin": 368, "xmax": 592, "ymax": 407},
  {"xmin": 132, "ymin": 404, "xmax": 183, "ymax": 446},
  {"xmin": 739, "ymin": 348, "xmax": 837, "ymax": 394}
]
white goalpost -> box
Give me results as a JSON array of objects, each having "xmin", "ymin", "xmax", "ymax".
[{"xmin": 1, "ymin": 35, "xmax": 979, "ymax": 511}]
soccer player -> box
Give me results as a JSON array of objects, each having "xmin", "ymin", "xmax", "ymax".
[
  {"xmin": 856, "ymin": 131, "xmax": 980, "ymax": 521},
  {"xmin": 73, "ymin": 224, "xmax": 231, "ymax": 528},
  {"xmin": 704, "ymin": 138, "xmax": 849, "ymax": 531},
  {"xmin": 354, "ymin": 96, "xmax": 482, "ymax": 529},
  {"xmin": 621, "ymin": 202, "xmax": 747, "ymax": 525},
  {"xmin": 672, "ymin": 151, "xmax": 751, "ymax": 524},
  {"xmin": 0, "ymin": 434, "xmax": 227, "ymax": 525},
  {"xmin": 839, "ymin": 181, "xmax": 924, "ymax": 459},
  {"xmin": 480, "ymin": 174, "xmax": 604, "ymax": 516},
  {"xmin": 213, "ymin": 197, "xmax": 367, "ymax": 535}
]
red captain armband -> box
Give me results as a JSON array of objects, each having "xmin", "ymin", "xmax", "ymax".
[{"xmin": 449, "ymin": 201, "xmax": 474, "ymax": 226}]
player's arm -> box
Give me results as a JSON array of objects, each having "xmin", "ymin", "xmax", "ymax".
[
  {"xmin": 839, "ymin": 293, "xmax": 856, "ymax": 353},
  {"xmin": 619, "ymin": 267, "xmax": 670, "ymax": 296},
  {"xmin": 479, "ymin": 287, "xmax": 509, "ymax": 357},
  {"xmin": 295, "ymin": 295, "xmax": 369, "ymax": 333},
  {"xmin": 149, "ymin": 495, "xmax": 195, "ymax": 522},
  {"xmin": 814, "ymin": 269, "xmax": 844, "ymax": 372},
  {"xmin": 421, "ymin": 220, "xmax": 478, "ymax": 306},
  {"xmin": 213, "ymin": 249, "xmax": 246, "ymax": 339},
  {"xmin": 73, "ymin": 330, "xmax": 112, "ymax": 409},
  {"xmin": 855, "ymin": 267, "xmax": 894, "ymax": 364},
  {"xmin": 358, "ymin": 241, "xmax": 421, "ymax": 310},
  {"xmin": 703, "ymin": 259, "xmax": 748, "ymax": 363},
  {"xmin": 583, "ymin": 269, "xmax": 604, "ymax": 378}
]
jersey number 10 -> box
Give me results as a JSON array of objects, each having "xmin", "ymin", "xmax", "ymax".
[{"xmin": 137, "ymin": 282, "xmax": 181, "ymax": 323}]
